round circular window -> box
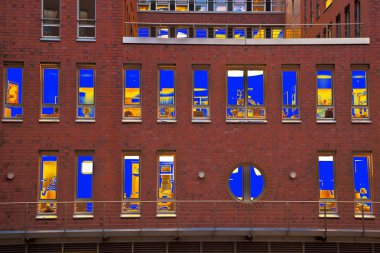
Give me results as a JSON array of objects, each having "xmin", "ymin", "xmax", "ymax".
[{"xmin": 228, "ymin": 164, "xmax": 265, "ymax": 201}]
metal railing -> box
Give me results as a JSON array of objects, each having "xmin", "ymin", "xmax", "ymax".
[
  {"xmin": 0, "ymin": 200, "xmax": 379, "ymax": 233},
  {"xmin": 124, "ymin": 22, "xmax": 364, "ymax": 39},
  {"xmin": 137, "ymin": 0, "xmax": 285, "ymax": 12}
]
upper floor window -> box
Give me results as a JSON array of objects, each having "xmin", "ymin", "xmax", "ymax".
[
  {"xmin": 345, "ymin": 5, "xmax": 350, "ymax": 38},
  {"xmin": 42, "ymin": 0, "xmax": 60, "ymax": 39},
  {"xmin": 318, "ymin": 154, "xmax": 337, "ymax": 217},
  {"xmin": 77, "ymin": 65, "xmax": 95, "ymax": 121},
  {"xmin": 158, "ymin": 67, "xmax": 176, "ymax": 122},
  {"xmin": 37, "ymin": 153, "xmax": 58, "ymax": 218},
  {"xmin": 123, "ymin": 66, "xmax": 142, "ymax": 122},
  {"xmin": 75, "ymin": 152, "xmax": 94, "ymax": 217},
  {"xmin": 193, "ymin": 68, "xmax": 210, "ymax": 121},
  {"xmin": 3, "ymin": 64, "xmax": 23, "ymax": 120},
  {"xmin": 157, "ymin": 153, "xmax": 176, "ymax": 217},
  {"xmin": 282, "ymin": 69, "xmax": 300, "ymax": 121},
  {"xmin": 122, "ymin": 153, "xmax": 141, "ymax": 217},
  {"xmin": 226, "ymin": 68, "xmax": 266, "ymax": 122},
  {"xmin": 228, "ymin": 164, "xmax": 264, "ymax": 202},
  {"xmin": 316, "ymin": 68, "xmax": 334, "ymax": 122},
  {"xmin": 355, "ymin": 0, "xmax": 361, "ymax": 37},
  {"xmin": 41, "ymin": 64, "xmax": 60, "ymax": 120},
  {"xmin": 353, "ymin": 154, "xmax": 373, "ymax": 217},
  {"xmin": 351, "ymin": 69, "xmax": 369, "ymax": 121},
  {"xmin": 78, "ymin": 0, "xmax": 96, "ymax": 39}
]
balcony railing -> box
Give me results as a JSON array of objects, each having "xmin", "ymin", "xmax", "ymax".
[
  {"xmin": 124, "ymin": 22, "xmax": 364, "ymax": 40},
  {"xmin": 1, "ymin": 200, "xmax": 379, "ymax": 235},
  {"xmin": 137, "ymin": 0, "xmax": 285, "ymax": 12}
]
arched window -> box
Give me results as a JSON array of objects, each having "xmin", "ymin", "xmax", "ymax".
[{"xmin": 228, "ymin": 164, "xmax": 264, "ymax": 201}]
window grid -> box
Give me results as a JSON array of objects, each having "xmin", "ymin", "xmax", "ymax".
[
  {"xmin": 77, "ymin": 0, "xmax": 96, "ymax": 39},
  {"xmin": 157, "ymin": 153, "xmax": 176, "ymax": 216},
  {"xmin": 41, "ymin": 0, "xmax": 60, "ymax": 38},
  {"xmin": 77, "ymin": 65, "xmax": 96, "ymax": 121},
  {"xmin": 122, "ymin": 152, "xmax": 141, "ymax": 216},
  {"xmin": 41, "ymin": 64, "xmax": 60, "ymax": 120},
  {"xmin": 123, "ymin": 66, "xmax": 142, "ymax": 121},
  {"xmin": 158, "ymin": 66, "xmax": 176, "ymax": 121},
  {"xmin": 316, "ymin": 67, "xmax": 334, "ymax": 121},
  {"xmin": 282, "ymin": 68, "xmax": 300, "ymax": 121},
  {"xmin": 318, "ymin": 153, "xmax": 337, "ymax": 217},
  {"xmin": 75, "ymin": 152, "xmax": 94, "ymax": 216},
  {"xmin": 192, "ymin": 67, "xmax": 210, "ymax": 121},
  {"xmin": 3, "ymin": 63, "xmax": 23, "ymax": 120},
  {"xmin": 353, "ymin": 153, "xmax": 373, "ymax": 216}
]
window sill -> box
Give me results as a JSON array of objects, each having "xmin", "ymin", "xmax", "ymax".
[
  {"xmin": 73, "ymin": 214, "xmax": 94, "ymax": 219},
  {"xmin": 75, "ymin": 118, "xmax": 96, "ymax": 123},
  {"xmin": 120, "ymin": 213, "xmax": 141, "ymax": 218},
  {"xmin": 318, "ymin": 213, "xmax": 340, "ymax": 219},
  {"xmin": 76, "ymin": 38, "xmax": 96, "ymax": 42},
  {"xmin": 156, "ymin": 213, "xmax": 177, "ymax": 218},
  {"xmin": 39, "ymin": 118, "xmax": 60, "ymax": 123},
  {"xmin": 352, "ymin": 119, "xmax": 372, "ymax": 124},
  {"xmin": 354, "ymin": 214, "xmax": 376, "ymax": 219},
  {"xmin": 40, "ymin": 37, "xmax": 61, "ymax": 42},
  {"xmin": 157, "ymin": 119, "xmax": 177, "ymax": 123},
  {"xmin": 192, "ymin": 119, "xmax": 211, "ymax": 123},
  {"xmin": 36, "ymin": 214, "xmax": 57, "ymax": 219},
  {"xmin": 282, "ymin": 119, "xmax": 302, "ymax": 124},
  {"xmin": 122, "ymin": 119, "xmax": 142, "ymax": 123},
  {"xmin": 2, "ymin": 118, "xmax": 23, "ymax": 123},
  {"xmin": 316, "ymin": 119, "xmax": 336, "ymax": 124},
  {"xmin": 226, "ymin": 119, "xmax": 267, "ymax": 124}
]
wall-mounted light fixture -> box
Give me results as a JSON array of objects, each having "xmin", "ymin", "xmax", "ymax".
[
  {"xmin": 198, "ymin": 171, "xmax": 205, "ymax": 179},
  {"xmin": 289, "ymin": 171, "xmax": 297, "ymax": 179},
  {"xmin": 6, "ymin": 172, "xmax": 15, "ymax": 180}
]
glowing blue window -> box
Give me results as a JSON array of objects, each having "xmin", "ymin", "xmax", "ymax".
[
  {"xmin": 247, "ymin": 70, "xmax": 264, "ymax": 106},
  {"xmin": 124, "ymin": 69, "xmax": 142, "ymax": 119},
  {"xmin": 77, "ymin": 68, "xmax": 95, "ymax": 119},
  {"xmin": 122, "ymin": 155, "xmax": 141, "ymax": 214},
  {"xmin": 234, "ymin": 28, "xmax": 246, "ymax": 39},
  {"xmin": 76, "ymin": 155, "xmax": 93, "ymax": 214},
  {"xmin": 4, "ymin": 67, "xmax": 23, "ymax": 118},
  {"xmin": 195, "ymin": 0, "xmax": 207, "ymax": 11},
  {"xmin": 195, "ymin": 28, "xmax": 207, "ymax": 38},
  {"xmin": 353, "ymin": 155, "xmax": 372, "ymax": 214},
  {"xmin": 193, "ymin": 69, "xmax": 210, "ymax": 119},
  {"xmin": 158, "ymin": 68, "xmax": 176, "ymax": 120},
  {"xmin": 157, "ymin": 28, "xmax": 169, "ymax": 38},
  {"xmin": 351, "ymin": 70, "xmax": 368, "ymax": 119},
  {"xmin": 229, "ymin": 164, "xmax": 264, "ymax": 201},
  {"xmin": 158, "ymin": 154, "xmax": 175, "ymax": 213},
  {"xmin": 138, "ymin": 27, "xmax": 150, "ymax": 37},
  {"xmin": 282, "ymin": 70, "xmax": 299, "ymax": 120},
  {"xmin": 41, "ymin": 67, "xmax": 59, "ymax": 119},
  {"xmin": 176, "ymin": 28, "xmax": 188, "ymax": 38},
  {"xmin": 318, "ymin": 155, "xmax": 337, "ymax": 214},
  {"xmin": 215, "ymin": 28, "xmax": 226, "ymax": 38}
]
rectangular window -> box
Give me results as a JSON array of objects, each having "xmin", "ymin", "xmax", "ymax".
[
  {"xmin": 156, "ymin": 0, "xmax": 170, "ymax": 10},
  {"xmin": 226, "ymin": 68, "xmax": 266, "ymax": 122},
  {"xmin": 234, "ymin": 28, "xmax": 246, "ymax": 39},
  {"xmin": 282, "ymin": 69, "xmax": 300, "ymax": 121},
  {"xmin": 176, "ymin": 27, "xmax": 188, "ymax": 38},
  {"xmin": 195, "ymin": 0, "xmax": 208, "ymax": 11},
  {"xmin": 252, "ymin": 0, "xmax": 265, "ymax": 11},
  {"xmin": 41, "ymin": 64, "xmax": 59, "ymax": 120},
  {"xmin": 215, "ymin": 0, "xmax": 227, "ymax": 11},
  {"xmin": 316, "ymin": 68, "xmax": 334, "ymax": 121},
  {"xmin": 77, "ymin": 0, "xmax": 96, "ymax": 39},
  {"xmin": 42, "ymin": 0, "xmax": 60, "ymax": 38},
  {"xmin": 157, "ymin": 27, "xmax": 169, "ymax": 38},
  {"xmin": 77, "ymin": 66, "xmax": 95, "ymax": 121},
  {"xmin": 176, "ymin": 0, "xmax": 188, "ymax": 11},
  {"xmin": 75, "ymin": 153, "xmax": 94, "ymax": 217},
  {"xmin": 122, "ymin": 153, "xmax": 141, "ymax": 217},
  {"xmin": 138, "ymin": 27, "xmax": 150, "ymax": 37},
  {"xmin": 336, "ymin": 15, "xmax": 341, "ymax": 38},
  {"xmin": 352, "ymin": 69, "xmax": 369, "ymax": 121},
  {"xmin": 272, "ymin": 28, "xmax": 283, "ymax": 38},
  {"xmin": 195, "ymin": 28, "xmax": 208, "ymax": 38},
  {"xmin": 157, "ymin": 153, "xmax": 175, "ymax": 216},
  {"xmin": 355, "ymin": 0, "xmax": 361, "ymax": 37},
  {"xmin": 124, "ymin": 66, "xmax": 142, "ymax": 121},
  {"xmin": 138, "ymin": 0, "xmax": 151, "ymax": 10},
  {"xmin": 4, "ymin": 64, "xmax": 23, "ymax": 120},
  {"xmin": 38, "ymin": 153, "xmax": 58, "ymax": 218},
  {"xmin": 345, "ymin": 5, "xmax": 350, "ymax": 37},
  {"xmin": 318, "ymin": 154, "xmax": 337, "ymax": 217},
  {"xmin": 353, "ymin": 154, "xmax": 373, "ymax": 217},
  {"xmin": 158, "ymin": 67, "xmax": 176, "ymax": 121},
  {"xmin": 252, "ymin": 28, "xmax": 265, "ymax": 38},
  {"xmin": 215, "ymin": 28, "xmax": 227, "ymax": 39},
  {"xmin": 233, "ymin": 0, "xmax": 246, "ymax": 11},
  {"xmin": 193, "ymin": 68, "xmax": 210, "ymax": 121}
]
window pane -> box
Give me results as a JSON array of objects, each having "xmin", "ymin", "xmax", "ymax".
[
  {"xmin": 76, "ymin": 155, "xmax": 93, "ymax": 213},
  {"xmin": 157, "ymin": 28, "xmax": 169, "ymax": 38},
  {"xmin": 43, "ymin": 26, "xmax": 60, "ymax": 37},
  {"xmin": 282, "ymin": 71, "xmax": 297, "ymax": 106},
  {"xmin": 176, "ymin": 28, "xmax": 188, "ymax": 38},
  {"xmin": 215, "ymin": 0, "xmax": 227, "ymax": 11},
  {"xmin": 272, "ymin": 28, "xmax": 283, "ymax": 38},
  {"xmin": 43, "ymin": 69, "xmax": 59, "ymax": 104},
  {"xmin": 233, "ymin": 0, "xmax": 246, "ymax": 11},
  {"xmin": 195, "ymin": 0, "xmax": 207, "ymax": 11},
  {"xmin": 125, "ymin": 70, "xmax": 141, "ymax": 105},
  {"xmin": 138, "ymin": 27, "xmax": 150, "ymax": 37},
  {"xmin": 250, "ymin": 166, "xmax": 264, "ymax": 200},
  {"xmin": 6, "ymin": 68, "xmax": 23, "ymax": 104},
  {"xmin": 79, "ymin": 0, "xmax": 95, "ymax": 19},
  {"xmin": 247, "ymin": 70, "xmax": 264, "ymax": 106},
  {"xmin": 123, "ymin": 155, "xmax": 140, "ymax": 213},
  {"xmin": 78, "ymin": 69, "xmax": 94, "ymax": 105},
  {"xmin": 353, "ymin": 155, "xmax": 372, "ymax": 213},
  {"xmin": 227, "ymin": 70, "xmax": 244, "ymax": 106},
  {"xmin": 253, "ymin": 28, "xmax": 265, "ymax": 38},
  {"xmin": 318, "ymin": 155, "xmax": 337, "ymax": 214},
  {"xmin": 229, "ymin": 166, "xmax": 243, "ymax": 200},
  {"xmin": 193, "ymin": 70, "xmax": 209, "ymax": 106},
  {"xmin": 43, "ymin": 0, "xmax": 60, "ymax": 19},
  {"xmin": 317, "ymin": 70, "xmax": 332, "ymax": 106},
  {"xmin": 215, "ymin": 28, "xmax": 226, "ymax": 38},
  {"xmin": 38, "ymin": 155, "xmax": 57, "ymax": 214},
  {"xmin": 352, "ymin": 70, "xmax": 367, "ymax": 106},
  {"xmin": 159, "ymin": 70, "xmax": 175, "ymax": 105},
  {"xmin": 158, "ymin": 155, "xmax": 175, "ymax": 212},
  {"xmin": 234, "ymin": 28, "xmax": 246, "ymax": 39},
  {"xmin": 195, "ymin": 28, "xmax": 207, "ymax": 38}
]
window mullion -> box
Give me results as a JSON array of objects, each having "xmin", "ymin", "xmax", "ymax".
[{"xmin": 243, "ymin": 164, "xmax": 250, "ymax": 201}]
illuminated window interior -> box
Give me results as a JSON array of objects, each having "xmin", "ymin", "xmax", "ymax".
[
  {"xmin": 157, "ymin": 27, "xmax": 169, "ymax": 38},
  {"xmin": 195, "ymin": 0, "xmax": 207, "ymax": 11},
  {"xmin": 176, "ymin": 0, "xmax": 188, "ymax": 11},
  {"xmin": 318, "ymin": 155, "xmax": 337, "ymax": 214},
  {"xmin": 41, "ymin": 66, "xmax": 59, "ymax": 119},
  {"xmin": 78, "ymin": 0, "xmax": 96, "ymax": 38},
  {"xmin": 316, "ymin": 69, "xmax": 334, "ymax": 120},
  {"xmin": 272, "ymin": 28, "xmax": 284, "ymax": 38},
  {"xmin": 156, "ymin": 0, "xmax": 169, "ymax": 10},
  {"xmin": 137, "ymin": 0, "xmax": 150, "ymax": 10},
  {"xmin": 233, "ymin": 0, "xmax": 246, "ymax": 11},
  {"xmin": 38, "ymin": 154, "xmax": 58, "ymax": 215},
  {"xmin": 42, "ymin": 0, "xmax": 60, "ymax": 37},
  {"xmin": 193, "ymin": 69, "xmax": 210, "ymax": 120},
  {"xmin": 215, "ymin": 28, "xmax": 227, "ymax": 39},
  {"xmin": 158, "ymin": 68, "xmax": 176, "ymax": 120},
  {"xmin": 195, "ymin": 28, "xmax": 208, "ymax": 38},
  {"xmin": 77, "ymin": 68, "xmax": 95, "ymax": 119},
  {"xmin": 124, "ymin": 68, "xmax": 141, "ymax": 120},
  {"xmin": 229, "ymin": 164, "xmax": 264, "ymax": 201},
  {"xmin": 353, "ymin": 155, "xmax": 372, "ymax": 214},
  {"xmin": 76, "ymin": 155, "xmax": 93, "ymax": 214},
  {"xmin": 234, "ymin": 28, "xmax": 246, "ymax": 39},
  {"xmin": 282, "ymin": 70, "xmax": 299, "ymax": 120},
  {"xmin": 215, "ymin": 0, "xmax": 227, "ymax": 11},
  {"xmin": 253, "ymin": 28, "xmax": 265, "ymax": 38},
  {"xmin": 158, "ymin": 154, "xmax": 175, "ymax": 213},
  {"xmin": 252, "ymin": 0, "xmax": 265, "ymax": 11},
  {"xmin": 226, "ymin": 69, "xmax": 265, "ymax": 120},
  {"xmin": 4, "ymin": 66, "xmax": 23, "ymax": 119},
  {"xmin": 351, "ymin": 70, "xmax": 368, "ymax": 119},
  {"xmin": 138, "ymin": 27, "xmax": 150, "ymax": 37},
  {"xmin": 123, "ymin": 155, "xmax": 141, "ymax": 214},
  {"xmin": 176, "ymin": 28, "xmax": 188, "ymax": 38}
]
